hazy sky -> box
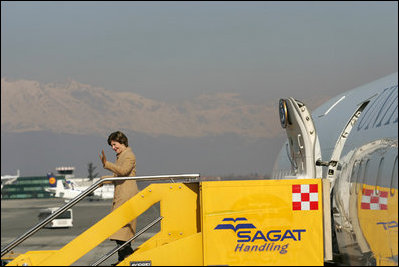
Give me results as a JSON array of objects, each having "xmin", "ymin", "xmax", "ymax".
[
  {"xmin": 0, "ymin": 1, "xmax": 398, "ymax": 178},
  {"xmin": 1, "ymin": 1, "xmax": 398, "ymax": 105}
]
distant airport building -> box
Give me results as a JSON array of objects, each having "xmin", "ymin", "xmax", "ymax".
[
  {"xmin": 1, "ymin": 166, "xmax": 75, "ymax": 199},
  {"xmin": 55, "ymin": 166, "xmax": 75, "ymax": 179},
  {"xmin": 1, "ymin": 175, "xmax": 66, "ymax": 199}
]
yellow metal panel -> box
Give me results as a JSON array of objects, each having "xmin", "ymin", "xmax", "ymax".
[
  {"xmin": 8, "ymin": 183, "xmax": 200, "ymax": 266},
  {"xmin": 201, "ymin": 179, "xmax": 324, "ymax": 266},
  {"xmin": 123, "ymin": 233, "xmax": 203, "ymax": 266},
  {"xmin": 36, "ymin": 184, "xmax": 164, "ymax": 265},
  {"xmin": 119, "ymin": 183, "xmax": 202, "ymax": 265},
  {"xmin": 157, "ymin": 183, "xmax": 200, "ymax": 243}
]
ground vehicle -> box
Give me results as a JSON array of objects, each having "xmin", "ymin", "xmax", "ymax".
[{"xmin": 38, "ymin": 207, "xmax": 73, "ymax": 228}]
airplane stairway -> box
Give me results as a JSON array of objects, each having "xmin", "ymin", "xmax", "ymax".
[
  {"xmin": 5, "ymin": 177, "xmax": 330, "ymax": 266},
  {"xmin": 3, "ymin": 175, "xmax": 202, "ymax": 266}
]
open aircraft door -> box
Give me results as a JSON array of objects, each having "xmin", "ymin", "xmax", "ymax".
[
  {"xmin": 279, "ymin": 98, "xmax": 332, "ymax": 262},
  {"xmin": 279, "ymin": 98, "xmax": 322, "ymax": 179}
]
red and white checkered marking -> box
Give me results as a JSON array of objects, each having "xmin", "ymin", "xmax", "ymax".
[
  {"xmin": 292, "ymin": 184, "xmax": 318, "ymax": 210},
  {"xmin": 361, "ymin": 189, "xmax": 388, "ymax": 210}
]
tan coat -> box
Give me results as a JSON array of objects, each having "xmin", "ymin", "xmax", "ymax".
[{"xmin": 103, "ymin": 146, "xmax": 139, "ymax": 241}]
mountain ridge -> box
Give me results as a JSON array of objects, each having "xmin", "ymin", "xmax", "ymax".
[
  {"xmin": 1, "ymin": 78, "xmax": 282, "ymax": 138},
  {"xmin": 1, "ymin": 78, "xmax": 329, "ymax": 177}
]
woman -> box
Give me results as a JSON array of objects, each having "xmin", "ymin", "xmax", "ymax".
[{"xmin": 99, "ymin": 131, "xmax": 139, "ymax": 264}]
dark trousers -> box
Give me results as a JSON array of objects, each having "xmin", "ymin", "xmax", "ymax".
[{"xmin": 115, "ymin": 240, "xmax": 134, "ymax": 262}]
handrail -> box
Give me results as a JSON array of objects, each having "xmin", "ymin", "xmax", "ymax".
[
  {"xmin": 1, "ymin": 174, "xmax": 200, "ymax": 257},
  {"xmin": 91, "ymin": 216, "xmax": 163, "ymax": 266}
]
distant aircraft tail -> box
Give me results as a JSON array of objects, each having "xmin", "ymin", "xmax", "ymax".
[{"xmin": 47, "ymin": 172, "xmax": 57, "ymax": 188}]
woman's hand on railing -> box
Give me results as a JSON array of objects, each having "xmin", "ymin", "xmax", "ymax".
[{"xmin": 100, "ymin": 175, "xmax": 114, "ymax": 185}]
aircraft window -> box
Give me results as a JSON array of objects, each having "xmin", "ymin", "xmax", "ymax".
[
  {"xmin": 362, "ymin": 159, "xmax": 370, "ymax": 184},
  {"xmin": 391, "ymin": 156, "xmax": 398, "ymax": 196},
  {"xmin": 375, "ymin": 157, "xmax": 384, "ymax": 192},
  {"xmin": 355, "ymin": 161, "xmax": 364, "ymax": 195},
  {"xmin": 361, "ymin": 159, "xmax": 370, "ymax": 192},
  {"xmin": 349, "ymin": 161, "xmax": 358, "ymax": 195},
  {"xmin": 349, "ymin": 161, "xmax": 357, "ymax": 195}
]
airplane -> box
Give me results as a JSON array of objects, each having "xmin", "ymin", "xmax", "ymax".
[
  {"xmin": 44, "ymin": 172, "xmax": 114, "ymax": 201},
  {"xmin": 272, "ymin": 72, "xmax": 398, "ymax": 265},
  {"xmin": 1, "ymin": 169, "xmax": 20, "ymax": 190}
]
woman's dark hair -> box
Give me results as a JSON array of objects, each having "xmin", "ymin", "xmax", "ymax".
[{"xmin": 107, "ymin": 131, "xmax": 128, "ymax": 147}]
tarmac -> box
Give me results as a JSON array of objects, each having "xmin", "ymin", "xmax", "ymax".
[{"xmin": 1, "ymin": 196, "xmax": 160, "ymax": 266}]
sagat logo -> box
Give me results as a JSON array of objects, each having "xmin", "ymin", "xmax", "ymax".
[
  {"xmin": 214, "ymin": 217, "xmax": 306, "ymax": 254},
  {"xmin": 214, "ymin": 217, "xmax": 256, "ymax": 232}
]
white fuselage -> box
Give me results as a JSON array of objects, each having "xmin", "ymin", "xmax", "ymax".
[{"xmin": 272, "ymin": 73, "xmax": 398, "ymax": 265}]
